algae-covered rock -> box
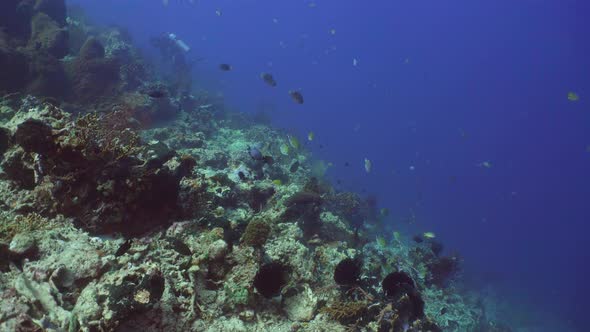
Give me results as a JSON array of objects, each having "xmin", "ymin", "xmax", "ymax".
[
  {"xmin": 0, "ymin": 147, "xmax": 35, "ymax": 189},
  {"xmin": 14, "ymin": 118, "xmax": 55, "ymax": 154},
  {"xmin": 27, "ymin": 49, "xmax": 67, "ymax": 97},
  {"xmin": 284, "ymin": 284, "xmax": 318, "ymax": 321},
  {"xmin": 14, "ymin": 274, "xmax": 70, "ymax": 328},
  {"xmin": 0, "ymin": 127, "xmax": 11, "ymax": 157},
  {"xmin": 8, "ymin": 232, "xmax": 37, "ymax": 257},
  {"xmin": 34, "ymin": 0, "xmax": 67, "ymax": 26},
  {"xmin": 29, "ymin": 12, "xmax": 68, "ymax": 58},
  {"xmin": 79, "ymin": 36, "xmax": 104, "ymax": 60},
  {"xmin": 66, "ymin": 37, "xmax": 120, "ymax": 105},
  {"xmin": 0, "ymin": 43, "xmax": 29, "ymax": 93},
  {"xmin": 208, "ymin": 239, "xmax": 228, "ymax": 261}
]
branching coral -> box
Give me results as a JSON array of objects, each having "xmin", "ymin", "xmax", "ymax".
[
  {"xmin": 322, "ymin": 300, "xmax": 367, "ymax": 324},
  {"xmin": 65, "ymin": 109, "xmax": 141, "ymax": 162},
  {"xmin": 0, "ymin": 212, "xmax": 52, "ymax": 242}
]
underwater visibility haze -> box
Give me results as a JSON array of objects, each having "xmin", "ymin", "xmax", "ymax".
[{"xmin": 0, "ymin": 0, "xmax": 589, "ymax": 331}]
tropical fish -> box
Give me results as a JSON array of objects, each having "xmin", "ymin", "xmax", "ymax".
[
  {"xmin": 423, "ymin": 232, "xmax": 436, "ymax": 239},
  {"xmin": 353, "ymin": 58, "xmax": 358, "ymax": 66},
  {"xmin": 219, "ymin": 64, "xmax": 232, "ymax": 71},
  {"xmin": 477, "ymin": 161, "xmax": 492, "ymax": 169},
  {"xmin": 248, "ymin": 146, "xmax": 273, "ymax": 164},
  {"xmin": 289, "ymin": 161, "xmax": 300, "ymax": 173},
  {"xmin": 393, "ymin": 231, "xmax": 401, "ymax": 242},
  {"xmin": 215, "ymin": 9, "xmax": 222, "ymax": 16},
  {"xmin": 261, "ymin": 73, "xmax": 277, "ymax": 87},
  {"xmin": 272, "ymin": 18, "xmax": 279, "ymax": 24},
  {"xmin": 147, "ymin": 89, "xmax": 167, "ymax": 98},
  {"xmin": 272, "ymin": 179, "xmax": 283, "ymax": 186},
  {"xmin": 213, "ymin": 206, "xmax": 225, "ymax": 218},
  {"xmin": 364, "ymin": 158, "xmax": 372, "ymax": 173},
  {"xmin": 307, "ymin": 131, "xmax": 314, "ymax": 141},
  {"xmin": 279, "ymin": 143, "xmax": 290, "ymax": 155},
  {"xmin": 376, "ymin": 236, "xmax": 386, "ymax": 248},
  {"xmin": 330, "ymin": 28, "xmax": 336, "ymax": 35},
  {"xmin": 238, "ymin": 171, "xmax": 247, "ymax": 181},
  {"xmin": 310, "ymin": 160, "xmax": 331, "ymax": 178},
  {"xmin": 248, "ymin": 146, "xmax": 263, "ymax": 160},
  {"xmin": 289, "ymin": 90, "xmax": 304, "ymax": 104},
  {"xmin": 568, "ymin": 92, "xmax": 579, "ymax": 102},
  {"xmin": 459, "ymin": 128, "xmax": 468, "ymax": 139},
  {"xmin": 288, "ymin": 136, "xmax": 300, "ymax": 149},
  {"xmin": 115, "ymin": 239, "xmax": 132, "ymax": 257}
]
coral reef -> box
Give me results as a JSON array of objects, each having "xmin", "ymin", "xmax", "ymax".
[{"xmin": 0, "ymin": 4, "xmax": 508, "ymax": 332}]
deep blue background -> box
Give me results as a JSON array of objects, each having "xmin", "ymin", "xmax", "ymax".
[{"xmin": 70, "ymin": 0, "xmax": 589, "ymax": 330}]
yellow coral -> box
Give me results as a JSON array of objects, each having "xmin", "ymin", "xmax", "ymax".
[
  {"xmin": 133, "ymin": 289, "xmax": 151, "ymax": 304},
  {"xmin": 321, "ymin": 301, "xmax": 367, "ymax": 323},
  {"xmin": 0, "ymin": 213, "xmax": 53, "ymax": 241}
]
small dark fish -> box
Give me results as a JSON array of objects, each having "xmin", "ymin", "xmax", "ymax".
[
  {"xmin": 344, "ymin": 162, "xmax": 350, "ymax": 167},
  {"xmin": 440, "ymin": 307, "xmax": 448, "ymax": 315},
  {"xmin": 166, "ymin": 237, "xmax": 192, "ymax": 256},
  {"xmin": 147, "ymin": 90, "xmax": 167, "ymax": 98},
  {"xmin": 248, "ymin": 146, "xmax": 273, "ymax": 164},
  {"xmin": 115, "ymin": 239, "xmax": 132, "ymax": 257},
  {"xmin": 238, "ymin": 171, "xmax": 247, "ymax": 181},
  {"xmin": 261, "ymin": 72, "xmax": 277, "ymax": 87},
  {"xmin": 263, "ymin": 156, "xmax": 274, "ymax": 165},
  {"xmin": 289, "ymin": 161, "xmax": 300, "ymax": 173},
  {"xmin": 412, "ymin": 235, "xmax": 423, "ymax": 243},
  {"xmin": 219, "ymin": 63, "xmax": 232, "ymax": 71},
  {"xmin": 289, "ymin": 90, "xmax": 304, "ymax": 104},
  {"xmin": 319, "ymin": 144, "xmax": 324, "ymax": 149},
  {"xmin": 248, "ymin": 146, "xmax": 264, "ymax": 160}
]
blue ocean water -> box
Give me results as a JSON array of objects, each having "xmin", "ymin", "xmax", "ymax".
[{"xmin": 70, "ymin": 0, "xmax": 589, "ymax": 330}]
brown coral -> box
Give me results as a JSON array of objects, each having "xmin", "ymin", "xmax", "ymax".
[
  {"xmin": 242, "ymin": 218, "xmax": 271, "ymax": 247},
  {"xmin": 322, "ymin": 300, "xmax": 367, "ymax": 324}
]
